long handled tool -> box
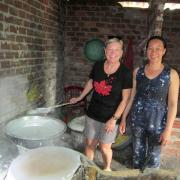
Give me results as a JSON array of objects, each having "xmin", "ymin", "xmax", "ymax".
[
  {"xmin": 27, "ymin": 102, "xmax": 71, "ymax": 115},
  {"xmin": 46, "ymin": 102, "xmax": 71, "ymax": 110}
]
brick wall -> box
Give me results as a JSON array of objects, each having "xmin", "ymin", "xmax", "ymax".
[
  {"xmin": 163, "ymin": 8, "xmax": 180, "ymax": 73},
  {"xmin": 64, "ymin": 1, "xmax": 148, "ymax": 86},
  {"xmin": 161, "ymin": 118, "xmax": 180, "ymax": 163},
  {"xmin": 163, "ymin": 9, "xmax": 180, "ymax": 116},
  {"xmin": 0, "ymin": 0, "xmax": 65, "ymax": 123}
]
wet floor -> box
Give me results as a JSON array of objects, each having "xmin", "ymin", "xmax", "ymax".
[{"xmin": 1, "ymin": 129, "xmax": 180, "ymax": 180}]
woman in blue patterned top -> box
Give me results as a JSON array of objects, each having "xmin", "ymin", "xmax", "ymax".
[{"xmin": 119, "ymin": 36, "xmax": 179, "ymax": 169}]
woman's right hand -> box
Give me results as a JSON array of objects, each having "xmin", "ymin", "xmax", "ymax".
[
  {"xmin": 69, "ymin": 97, "xmax": 81, "ymax": 104},
  {"xmin": 119, "ymin": 119, "xmax": 126, "ymax": 135}
]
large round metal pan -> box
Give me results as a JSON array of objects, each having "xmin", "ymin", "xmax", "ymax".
[
  {"xmin": 112, "ymin": 134, "xmax": 132, "ymax": 150},
  {"xmin": 5, "ymin": 116, "xmax": 66, "ymax": 149},
  {"xmin": 5, "ymin": 146, "xmax": 81, "ymax": 180},
  {"xmin": 67, "ymin": 115, "xmax": 85, "ymax": 132}
]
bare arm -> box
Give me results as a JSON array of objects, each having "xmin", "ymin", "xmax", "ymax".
[
  {"xmin": 70, "ymin": 79, "xmax": 93, "ymax": 104},
  {"xmin": 119, "ymin": 68, "xmax": 138, "ymax": 134},
  {"xmin": 105, "ymin": 88, "xmax": 131, "ymax": 133},
  {"xmin": 160, "ymin": 69, "xmax": 179, "ymax": 145},
  {"xmin": 112, "ymin": 88, "xmax": 132, "ymax": 119}
]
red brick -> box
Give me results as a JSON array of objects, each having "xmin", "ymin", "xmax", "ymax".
[
  {"xmin": 10, "ymin": 25, "xmax": 17, "ymax": 33},
  {"xmin": 171, "ymin": 131, "xmax": 180, "ymax": 136},
  {"xmin": 5, "ymin": 52, "xmax": 15, "ymax": 59},
  {"xmin": 0, "ymin": 22, "xmax": 3, "ymax": 31},
  {"xmin": 22, "ymin": 3, "xmax": 30, "ymax": 12},
  {"xmin": 1, "ymin": 61, "xmax": 10, "ymax": 68},
  {"xmin": 162, "ymin": 148, "xmax": 180, "ymax": 157},
  {"xmin": 19, "ymin": 27, "xmax": 26, "ymax": 35},
  {"xmin": 0, "ymin": 13, "xmax": 3, "ymax": 21},
  {"xmin": 173, "ymin": 121, "xmax": 180, "ymax": 128},
  {"xmin": 0, "ymin": 3, "xmax": 8, "ymax": 13},
  {"xmin": 0, "ymin": 52, "xmax": 4, "ymax": 59},
  {"xmin": 9, "ymin": 7, "xmax": 18, "ymax": 16},
  {"xmin": 18, "ymin": 10, "xmax": 26, "ymax": 18},
  {"xmin": 1, "ymin": 42, "xmax": 10, "ymax": 49},
  {"xmin": 11, "ymin": 43, "xmax": 19, "ymax": 50},
  {"xmin": 5, "ymin": 16, "xmax": 14, "ymax": 24},
  {"xmin": 14, "ymin": 0, "xmax": 22, "ymax": 9},
  {"xmin": 174, "ymin": 141, "xmax": 180, "ymax": 147}
]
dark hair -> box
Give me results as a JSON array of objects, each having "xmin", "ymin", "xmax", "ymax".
[{"xmin": 146, "ymin": 36, "xmax": 167, "ymax": 49}]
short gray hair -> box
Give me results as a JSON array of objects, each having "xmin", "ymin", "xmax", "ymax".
[{"xmin": 105, "ymin": 38, "xmax": 123, "ymax": 48}]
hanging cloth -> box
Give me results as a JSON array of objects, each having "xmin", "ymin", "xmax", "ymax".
[{"xmin": 124, "ymin": 39, "xmax": 134, "ymax": 71}]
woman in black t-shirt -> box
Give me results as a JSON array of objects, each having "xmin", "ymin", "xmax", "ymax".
[{"xmin": 70, "ymin": 38, "xmax": 132, "ymax": 171}]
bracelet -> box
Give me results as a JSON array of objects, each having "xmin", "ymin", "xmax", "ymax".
[{"xmin": 112, "ymin": 114, "xmax": 119, "ymax": 121}]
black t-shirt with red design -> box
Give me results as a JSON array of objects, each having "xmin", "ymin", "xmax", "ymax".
[{"xmin": 86, "ymin": 61, "xmax": 132, "ymax": 123}]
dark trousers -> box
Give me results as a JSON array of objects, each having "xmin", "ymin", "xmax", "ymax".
[{"xmin": 132, "ymin": 127, "xmax": 161, "ymax": 169}]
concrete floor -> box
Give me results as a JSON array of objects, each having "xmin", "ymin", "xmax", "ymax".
[{"xmin": 1, "ymin": 126, "xmax": 180, "ymax": 180}]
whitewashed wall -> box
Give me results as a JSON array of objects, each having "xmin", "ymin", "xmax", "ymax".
[{"xmin": 0, "ymin": 75, "xmax": 31, "ymax": 127}]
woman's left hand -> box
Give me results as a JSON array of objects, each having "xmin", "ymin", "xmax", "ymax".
[
  {"xmin": 105, "ymin": 118, "xmax": 116, "ymax": 133},
  {"xmin": 159, "ymin": 129, "xmax": 171, "ymax": 146}
]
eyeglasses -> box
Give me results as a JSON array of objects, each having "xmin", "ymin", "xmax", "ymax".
[
  {"xmin": 105, "ymin": 76, "xmax": 114, "ymax": 85},
  {"xmin": 108, "ymin": 36, "xmax": 122, "ymax": 40}
]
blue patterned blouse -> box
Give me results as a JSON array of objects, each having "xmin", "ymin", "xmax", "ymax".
[{"xmin": 130, "ymin": 65, "xmax": 170, "ymax": 134}]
